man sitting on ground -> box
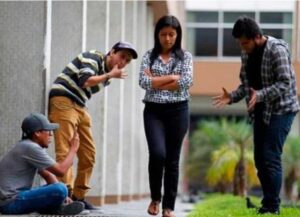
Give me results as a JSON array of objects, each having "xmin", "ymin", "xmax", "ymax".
[{"xmin": 0, "ymin": 113, "xmax": 84, "ymax": 215}]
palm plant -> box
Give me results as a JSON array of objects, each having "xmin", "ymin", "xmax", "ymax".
[
  {"xmin": 206, "ymin": 142, "xmax": 259, "ymax": 196},
  {"xmin": 226, "ymin": 120, "xmax": 256, "ymax": 196},
  {"xmin": 186, "ymin": 119, "xmax": 231, "ymax": 189},
  {"xmin": 187, "ymin": 118, "xmax": 259, "ymax": 196}
]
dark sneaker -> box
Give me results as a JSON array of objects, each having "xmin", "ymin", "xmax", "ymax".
[
  {"xmin": 72, "ymin": 196, "xmax": 102, "ymax": 211},
  {"xmin": 42, "ymin": 201, "xmax": 85, "ymax": 215},
  {"xmin": 257, "ymin": 206, "xmax": 280, "ymax": 215}
]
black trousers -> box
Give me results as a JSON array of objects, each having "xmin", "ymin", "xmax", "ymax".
[{"xmin": 143, "ymin": 101, "xmax": 189, "ymax": 210}]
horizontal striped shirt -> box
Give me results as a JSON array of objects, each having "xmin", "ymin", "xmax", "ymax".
[
  {"xmin": 139, "ymin": 50, "xmax": 193, "ymax": 103},
  {"xmin": 230, "ymin": 36, "xmax": 300, "ymax": 124},
  {"xmin": 49, "ymin": 50, "xmax": 110, "ymax": 106}
]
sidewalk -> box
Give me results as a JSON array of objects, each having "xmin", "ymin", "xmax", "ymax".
[
  {"xmin": 86, "ymin": 198, "xmax": 194, "ymax": 217},
  {"xmin": 0, "ymin": 198, "xmax": 194, "ymax": 217}
]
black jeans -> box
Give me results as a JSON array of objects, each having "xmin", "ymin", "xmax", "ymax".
[
  {"xmin": 254, "ymin": 112, "xmax": 295, "ymax": 209},
  {"xmin": 143, "ymin": 101, "xmax": 189, "ymax": 210}
]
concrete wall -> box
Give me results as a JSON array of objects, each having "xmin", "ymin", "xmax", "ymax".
[
  {"xmin": 0, "ymin": 0, "xmax": 186, "ymax": 205},
  {"xmin": 0, "ymin": 1, "xmax": 46, "ymax": 154}
]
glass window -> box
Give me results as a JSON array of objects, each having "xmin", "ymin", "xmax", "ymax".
[
  {"xmin": 224, "ymin": 12, "xmax": 255, "ymax": 23},
  {"xmin": 223, "ymin": 29, "xmax": 241, "ymax": 56},
  {"xmin": 187, "ymin": 11, "xmax": 218, "ymax": 23},
  {"xmin": 260, "ymin": 12, "xmax": 292, "ymax": 24},
  {"xmin": 186, "ymin": 10, "xmax": 293, "ymax": 58},
  {"xmin": 262, "ymin": 29, "xmax": 292, "ymax": 49},
  {"xmin": 187, "ymin": 28, "xmax": 218, "ymax": 56}
]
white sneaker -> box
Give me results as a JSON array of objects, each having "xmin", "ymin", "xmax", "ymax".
[
  {"xmin": 89, "ymin": 208, "xmax": 104, "ymax": 213},
  {"xmin": 79, "ymin": 209, "xmax": 91, "ymax": 215}
]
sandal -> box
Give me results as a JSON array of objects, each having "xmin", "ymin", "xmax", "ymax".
[
  {"xmin": 147, "ymin": 200, "xmax": 160, "ymax": 215},
  {"xmin": 162, "ymin": 208, "xmax": 176, "ymax": 217}
]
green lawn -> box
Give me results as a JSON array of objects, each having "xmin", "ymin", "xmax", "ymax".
[{"xmin": 188, "ymin": 194, "xmax": 300, "ymax": 217}]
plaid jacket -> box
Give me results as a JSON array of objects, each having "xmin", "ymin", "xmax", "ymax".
[{"xmin": 230, "ymin": 36, "xmax": 299, "ymax": 124}]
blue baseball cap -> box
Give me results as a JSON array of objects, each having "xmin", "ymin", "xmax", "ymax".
[
  {"xmin": 21, "ymin": 113, "xmax": 59, "ymax": 138},
  {"xmin": 112, "ymin": 41, "xmax": 138, "ymax": 59}
]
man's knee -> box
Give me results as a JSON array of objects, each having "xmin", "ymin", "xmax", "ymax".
[{"xmin": 51, "ymin": 183, "xmax": 68, "ymax": 199}]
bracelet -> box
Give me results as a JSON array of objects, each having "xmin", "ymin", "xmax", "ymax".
[{"xmin": 106, "ymin": 73, "xmax": 110, "ymax": 79}]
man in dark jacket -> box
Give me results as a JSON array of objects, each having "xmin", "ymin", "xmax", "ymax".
[{"xmin": 213, "ymin": 16, "xmax": 299, "ymax": 215}]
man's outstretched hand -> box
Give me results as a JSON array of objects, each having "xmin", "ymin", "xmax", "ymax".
[{"xmin": 212, "ymin": 87, "xmax": 231, "ymax": 109}]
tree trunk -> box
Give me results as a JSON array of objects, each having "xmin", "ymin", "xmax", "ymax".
[
  {"xmin": 233, "ymin": 165, "xmax": 239, "ymax": 195},
  {"xmin": 233, "ymin": 144, "xmax": 247, "ymax": 197}
]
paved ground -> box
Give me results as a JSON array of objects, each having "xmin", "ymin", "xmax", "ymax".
[
  {"xmin": 82, "ymin": 199, "xmax": 193, "ymax": 217},
  {"xmin": 85, "ymin": 198, "xmax": 194, "ymax": 217},
  {"xmin": 1, "ymin": 198, "xmax": 194, "ymax": 217}
]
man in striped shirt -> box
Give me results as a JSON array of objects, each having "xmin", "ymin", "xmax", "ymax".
[
  {"xmin": 48, "ymin": 41, "xmax": 137, "ymax": 211},
  {"xmin": 213, "ymin": 16, "xmax": 299, "ymax": 215}
]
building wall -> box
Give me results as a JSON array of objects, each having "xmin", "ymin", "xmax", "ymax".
[{"xmin": 0, "ymin": 1, "xmax": 46, "ymax": 155}]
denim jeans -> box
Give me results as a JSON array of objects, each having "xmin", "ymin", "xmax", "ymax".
[
  {"xmin": 143, "ymin": 101, "xmax": 189, "ymax": 210},
  {"xmin": 0, "ymin": 183, "xmax": 67, "ymax": 214},
  {"xmin": 253, "ymin": 112, "xmax": 296, "ymax": 209}
]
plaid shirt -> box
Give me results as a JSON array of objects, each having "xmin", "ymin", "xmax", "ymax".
[
  {"xmin": 230, "ymin": 36, "xmax": 299, "ymax": 124},
  {"xmin": 139, "ymin": 50, "xmax": 193, "ymax": 103}
]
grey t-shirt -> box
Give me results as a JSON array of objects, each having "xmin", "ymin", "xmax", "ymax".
[{"xmin": 0, "ymin": 139, "xmax": 55, "ymax": 206}]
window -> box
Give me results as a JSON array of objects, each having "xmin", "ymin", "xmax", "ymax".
[
  {"xmin": 224, "ymin": 12, "xmax": 255, "ymax": 23},
  {"xmin": 223, "ymin": 28, "xmax": 240, "ymax": 56},
  {"xmin": 187, "ymin": 11, "xmax": 218, "ymax": 23},
  {"xmin": 187, "ymin": 28, "xmax": 218, "ymax": 56},
  {"xmin": 187, "ymin": 11, "xmax": 219, "ymax": 57},
  {"xmin": 260, "ymin": 12, "xmax": 292, "ymax": 24},
  {"xmin": 260, "ymin": 12, "xmax": 293, "ymax": 50},
  {"xmin": 186, "ymin": 11, "xmax": 293, "ymax": 58}
]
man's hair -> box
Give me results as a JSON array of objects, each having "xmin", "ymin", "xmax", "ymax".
[
  {"xmin": 22, "ymin": 132, "xmax": 34, "ymax": 140},
  {"xmin": 232, "ymin": 16, "xmax": 263, "ymax": 39}
]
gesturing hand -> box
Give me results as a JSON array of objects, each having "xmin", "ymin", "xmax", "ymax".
[
  {"xmin": 212, "ymin": 87, "xmax": 231, "ymax": 108},
  {"xmin": 248, "ymin": 88, "xmax": 257, "ymax": 112},
  {"xmin": 109, "ymin": 65, "xmax": 128, "ymax": 79}
]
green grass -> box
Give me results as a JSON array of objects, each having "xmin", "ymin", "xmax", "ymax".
[{"xmin": 188, "ymin": 194, "xmax": 300, "ymax": 217}]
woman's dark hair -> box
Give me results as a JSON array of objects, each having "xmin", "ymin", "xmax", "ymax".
[
  {"xmin": 150, "ymin": 15, "xmax": 184, "ymax": 68},
  {"xmin": 232, "ymin": 16, "xmax": 263, "ymax": 39}
]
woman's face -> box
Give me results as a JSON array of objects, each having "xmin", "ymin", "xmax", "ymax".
[{"xmin": 158, "ymin": 26, "xmax": 177, "ymax": 51}]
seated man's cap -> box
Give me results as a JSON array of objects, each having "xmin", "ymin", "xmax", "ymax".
[
  {"xmin": 21, "ymin": 113, "xmax": 59, "ymax": 138},
  {"xmin": 112, "ymin": 41, "xmax": 138, "ymax": 59}
]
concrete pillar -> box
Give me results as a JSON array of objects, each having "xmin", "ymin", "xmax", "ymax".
[
  {"xmin": 121, "ymin": 0, "xmax": 135, "ymax": 201},
  {"xmin": 50, "ymin": 1, "xmax": 82, "ymax": 83},
  {"xmin": 0, "ymin": 1, "xmax": 46, "ymax": 156},
  {"xmin": 85, "ymin": 0, "xmax": 107, "ymax": 206},
  {"xmin": 104, "ymin": 0, "xmax": 123, "ymax": 204},
  {"xmin": 131, "ymin": 0, "xmax": 149, "ymax": 199}
]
